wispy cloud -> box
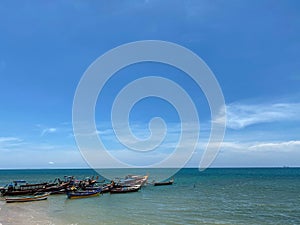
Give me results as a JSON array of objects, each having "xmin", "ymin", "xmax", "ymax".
[
  {"xmin": 0, "ymin": 137, "xmax": 21, "ymax": 142},
  {"xmin": 249, "ymin": 140, "xmax": 300, "ymax": 152},
  {"xmin": 0, "ymin": 137, "xmax": 23, "ymax": 147},
  {"xmin": 220, "ymin": 140, "xmax": 300, "ymax": 153},
  {"xmin": 0, "ymin": 136, "xmax": 72, "ymax": 153},
  {"xmin": 225, "ymin": 102, "xmax": 300, "ymax": 129},
  {"xmin": 41, "ymin": 127, "xmax": 57, "ymax": 136},
  {"xmin": 0, "ymin": 137, "xmax": 23, "ymax": 149}
]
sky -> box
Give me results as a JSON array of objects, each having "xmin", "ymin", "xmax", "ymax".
[{"xmin": 0, "ymin": 0, "xmax": 300, "ymax": 169}]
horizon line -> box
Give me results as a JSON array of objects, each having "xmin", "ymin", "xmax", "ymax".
[{"xmin": 0, "ymin": 166, "xmax": 298, "ymax": 170}]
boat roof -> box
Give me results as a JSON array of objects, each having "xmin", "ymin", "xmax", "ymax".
[
  {"xmin": 13, "ymin": 180, "xmax": 26, "ymax": 183},
  {"xmin": 20, "ymin": 182, "xmax": 47, "ymax": 187}
]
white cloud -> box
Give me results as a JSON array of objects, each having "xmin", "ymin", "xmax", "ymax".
[
  {"xmin": 220, "ymin": 140, "xmax": 300, "ymax": 153},
  {"xmin": 41, "ymin": 127, "xmax": 57, "ymax": 136},
  {"xmin": 0, "ymin": 137, "xmax": 21, "ymax": 142},
  {"xmin": 249, "ymin": 140, "xmax": 300, "ymax": 152},
  {"xmin": 224, "ymin": 102, "xmax": 300, "ymax": 129},
  {"xmin": 0, "ymin": 137, "xmax": 23, "ymax": 149},
  {"xmin": 205, "ymin": 140, "xmax": 300, "ymax": 168}
]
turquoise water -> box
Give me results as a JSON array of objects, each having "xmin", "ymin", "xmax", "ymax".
[{"xmin": 0, "ymin": 168, "xmax": 299, "ymax": 225}]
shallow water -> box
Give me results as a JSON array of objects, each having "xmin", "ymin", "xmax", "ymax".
[{"xmin": 0, "ymin": 168, "xmax": 300, "ymax": 225}]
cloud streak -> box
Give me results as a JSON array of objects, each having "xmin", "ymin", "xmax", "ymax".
[
  {"xmin": 0, "ymin": 137, "xmax": 23, "ymax": 149},
  {"xmin": 225, "ymin": 102, "xmax": 300, "ymax": 129},
  {"xmin": 0, "ymin": 137, "xmax": 21, "ymax": 142},
  {"xmin": 41, "ymin": 127, "xmax": 57, "ymax": 136},
  {"xmin": 249, "ymin": 140, "xmax": 300, "ymax": 152},
  {"xmin": 220, "ymin": 140, "xmax": 300, "ymax": 153}
]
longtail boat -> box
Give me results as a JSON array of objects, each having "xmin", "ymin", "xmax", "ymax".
[
  {"xmin": 5, "ymin": 192, "xmax": 50, "ymax": 203},
  {"xmin": 154, "ymin": 179, "xmax": 174, "ymax": 186},
  {"xmin": 67, "ymin": 189, "xmax": 101, "ymax": 199},
  {"xmin": 2, "ymin": 181, "xmax": 48, "ymax": 196},
  {"xmin": 110, "ymin": 185, "xmax": 140, "ymax": 194},
  {"xmin": 122, "ymin": 175, "xmax": 148, "ymax": 186}
]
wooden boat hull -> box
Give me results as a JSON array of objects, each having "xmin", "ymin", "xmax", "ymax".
[
  {"xmin": 67, "ymin": 190, "xmax": 101, "ymax": 199},
  {"xmin": 43, "ymin": 186, "xmax": 67, "ymax": 194},
  {"xmin": 154, "ymin": 180, "xmax": 174, "ymax": 186},
  {"xmin": 100, "ymin": 185, "xmax": 111, "ymax": 193},
  {"xmin": 3, "ymin": 190, "xmax": 36, "ymax": 196},
  {"xmin": 122, "ymin": 175, "xmax": 148, "ymax": 187},
  {"xmin": 5, "ymin": 193, "xmax": 50, "ymax": 203},
  {"xmin": 110, "ymin": 186, "xmax": 139, "ymax": 194},
  {"xmin": 50, "ymin": 189, "xmax": 66, "ymax": 195},
  {"xmin": 3, "ymin": 181, "xmax": 71, "ymax": 196}
]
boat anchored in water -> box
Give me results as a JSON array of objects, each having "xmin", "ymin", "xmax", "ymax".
[
  {"xmin": 5, "ymin": 192, "xmax": 50, "ymax": 203},
  {"xmin": 154, "ymin": 178, "xmax": 174, "ymax": 186},
  {"xmin": 66, "ymin": 189, "xmax": 101, "ymax": 199},
  {"xmin": 110, "ymin": 185, "xmax": 140, "ymax": 194}
]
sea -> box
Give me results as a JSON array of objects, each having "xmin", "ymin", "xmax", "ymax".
[{"xmin": 0, "ymin": 168, "xmax": 299, "ymax": 225}]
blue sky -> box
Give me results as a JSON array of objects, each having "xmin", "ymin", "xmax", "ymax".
[{"xmin": 0, "ymin": 0, "xmax": 300, "ymax": 168}]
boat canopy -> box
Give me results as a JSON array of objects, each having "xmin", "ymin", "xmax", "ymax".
[{"xmin": 13, "ymin": 180, "xmax": 26, "ymax": 183}]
